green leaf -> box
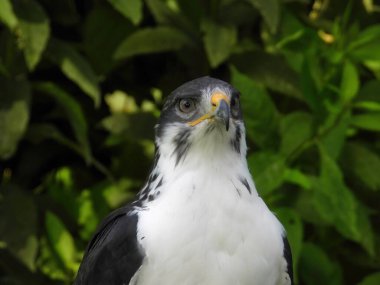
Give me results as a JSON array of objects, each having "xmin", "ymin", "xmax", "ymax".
[
  {"xmin": 320, "ymin": 109, "xmax": 350, "ymax": 159},
  {"xmin": 340, "ymin": 60, "xmax": 359, "ymax": 102},
  {"xmin": 351, "ymin": 112, "xmax": 380, "ymax": 132},
  {"xmin": 312, "ymin": 146, "xmax": 375, "ymax": 252},
  {"xmin": 37, "ymin": 237, "xmax": 67, "ymax": 280},
  {"xmin": 357, "ymin": 80, "xmax": 380, "ymax": 103},
  {"xmin": 247, "ymin": 0, "xmax": 280, "ymax": 33},
  {"xmin": 283, "ymin": 168, "xmax": 312, "ymax": 190},
  {"xmin": 355, "ymin": 203, "xmax": 375, "ymax": 256},
  {"xmin": 0, "ymin": 76, "xmax": 31, "ymax": 159},
  {"xmin": 349, "ymin": 24, "xmax": 380, "ymax": 50},
  {"xmin": 145, "ymin": 0, "xmax": 196, "ymax": 36},
  {"xmin": 77, "ymin": 189, "xmax": 100, "ymax": 240},
  {"xmin": 0, "ymin": 0, "xmax": 17, "ymax": 29},
  {"xmin": 114, "ymin": 27, "xmax": 192, "ymax": 59},
  {"xmin": 83, "ymin": 4, "xmax": 134, "ymax": 74},
  {"xmin": 45, "ymin": 212, "xmax": 77, "ymax": 270},
  {"xmin": 341, "ymin": 142, "xmax": 380, "ymax": 191},
  {"xmin": 34, "ymin": 82, "xmax": 91, "ymax": 162},
  {"xmin": 358, "ymin": 272, "xmax": 380, "ymax": 285},
  {"xmin": 26, "ymin": 123, "xmax": 82, "ymax": 153},
  {"xmin": 108, "ymin": 0, "xmax": 142, "ymax": 25},
  {"xmin": 13, "ymin": 0, "xmax": 50, "ymax": 70},
  {"xmin": 300, "ymin": 56, "xmax": 324, "ymax": 115},
  {"xmin": 275, "ymin": 208, "xmax": 303, "ymax": 280},
  {"xmin": 230, "ymin": 66, "xmax": 280, "ymax": 148},
  {"xmin": 46, "ymin": 39, "xmax": 101, "ymax": 107},
  {"xmin": 280, "ymin": 111, "xmax": 313, "ymax": 157},
  {"xmin": 349, "ymin": 24, "xmax": 380, "ymax": 62},
  {"xmin": 299, "ymin": 243, "xmax": 343, "ymax": 285},
  {"xmin": 248, "ymin": 151, "xmax": 286, "ymax": 196},
  {"xmin": 102, "ymin": 112, "xmax": 156, "ymax": 141},
  {"xmin": 231, "ymin": 52, "xmax": 302, "ymax": 99},
  {"xmin": 313, "ymin": 147, "xmax": 358, "ymax": 238},
  {"xmin": 202, "ymin": 20, "xmax": 237, "ymax": 67},
  {"xmin": 0, "ymin": 185, "xmax": 38, "ymax": 271}
]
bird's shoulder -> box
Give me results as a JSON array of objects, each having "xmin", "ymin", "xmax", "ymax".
[
  {"xmin": 281, "ymin": 234, "xmax": 293, "ymax": 285},
  {"xmin": 74, "ymin": 205, "xmax": 144, "ymax": 285}
]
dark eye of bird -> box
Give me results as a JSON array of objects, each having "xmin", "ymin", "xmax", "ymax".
[{"xmin": 178, "ymin": 98, "xmax": 196, "ymax": 113}]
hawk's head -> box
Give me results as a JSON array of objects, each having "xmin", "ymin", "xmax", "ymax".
[{"xmin": 155, "ymin": 77, "xmax": 246, "ymax": 166}]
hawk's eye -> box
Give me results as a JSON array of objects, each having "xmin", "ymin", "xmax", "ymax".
[
  {"xmin": 178, "ymin": 98, "xmax": 196, "ymax": 113},
  {"xmin": 230, "ymin": 96, "xmax": 240, "ymax": 117}
]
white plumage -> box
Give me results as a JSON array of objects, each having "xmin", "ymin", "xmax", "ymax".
[
  {"xmin": 135, "ymin": 121, "xmax": 290, "ymax": 285},
  {"xmin": 74, "ymin": 77, "xmax": 292, "ymax": 285}
]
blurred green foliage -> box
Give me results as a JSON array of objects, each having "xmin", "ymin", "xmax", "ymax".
[{"xmin": 0, "ymin": 0, "xmax": 380, "ymax": 284}]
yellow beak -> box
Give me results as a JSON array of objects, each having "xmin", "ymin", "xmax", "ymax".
[{"xmin": 188, "ymin": 92, "xmax": 230, "ymax": 130}]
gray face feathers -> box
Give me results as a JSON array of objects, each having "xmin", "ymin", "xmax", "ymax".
[
  {"xmin": 153, "ymin": 76, "xmax": 245, "ymax": 169},
  {"xmin": 156, "ymin": 76, "xmax": 243, "ymax": 139}
]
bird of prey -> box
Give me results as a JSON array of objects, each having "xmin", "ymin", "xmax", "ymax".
[{"xmin": 74, "ymin": 77, "xmax": 293, "ymax": 285}]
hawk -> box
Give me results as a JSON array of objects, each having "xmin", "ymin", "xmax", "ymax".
[{"xmin": 74, "ymin": 77, "xmax": 293, "ymax": 285}]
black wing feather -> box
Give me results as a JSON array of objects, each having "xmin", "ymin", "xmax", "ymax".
[
  {"xmin": 282, "ymin": 235, "xmax": 294, "ymax": 284},
  {"xmin": 74, "ymin": 206, "xmax": 144, "ymax": 285}
]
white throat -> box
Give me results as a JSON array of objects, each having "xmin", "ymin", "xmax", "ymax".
[{"xmin": 133, "ymin": 122, "xmax": 287, "ymax": 285}]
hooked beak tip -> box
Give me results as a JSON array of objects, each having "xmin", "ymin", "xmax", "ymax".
[{"xmin": 215, "ymin": 99, "xmax": 230, "ymax": 131}]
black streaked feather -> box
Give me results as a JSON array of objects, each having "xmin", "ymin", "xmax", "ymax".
[
  {"xmin": 172, "ymin": 128, "xmax": 191, "ymax": 165},
  {"xmin": 231, "ymin": 124, "xmax": 241, "ymax": 153},
  {"xmin": 74, "ymin": 206, "xmax": 143, "ymax": 285},
  {"xmin": 239, "ymin": 176, "xmax": 251, "ymax": 194},
  {"xmin": 283, "ymin": 235, "xmax": 294, "ymax": 284}
]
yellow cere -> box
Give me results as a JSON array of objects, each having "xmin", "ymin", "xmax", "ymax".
[{"xmin": 188, "ymin": 92, "xmax": 229, "ymax": 127}]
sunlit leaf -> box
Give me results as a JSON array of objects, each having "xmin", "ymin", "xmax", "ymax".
[
  {"xmin": 0, "ymin": 0, "xmax": 17, "ymax": 29},
  {"xmin": 37, "ymin": 237, "xmax": 67, "ymax": 280},
  {"xmin": 0, "ymin": 76, "xmax": 30, "ymax": 159},
  {"xmin": 45, "ymin": 212, "xmax": 77, "ymax": 271},
  {"xmin": 108, "ymin": 0, "xmax": 142, "ymax": 25},
  {"xmin": 77, "ymin": 190, "xmax": 99, "ymax": 240},
  {"xmin": 114, "ymin": 27, "xmax": 193, "ymax": 59},
  {"xmin": 105, "ymin": 90, "xmax": 139, "ymax": 114},
  {"xmin": 340, "ymin": 60, "xmax": 359, "ymax": 102},
  {"xmin": 46, "ymin": 39, "xmax": 101, "ymax": 107},
  {"xmin": 247, "ymin": 0, "xmax": 280, "ymax": 33},
  {"xmin": 13, "ymin": 0, "xmax": 50, "ymax": 70},
  {"xmin": 102, "ymin": 112, "xmax": 156, "ymax": 140},
  {"xmin": 202, "ymin": 20, "xmax": 237, "ymax": 67}
]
